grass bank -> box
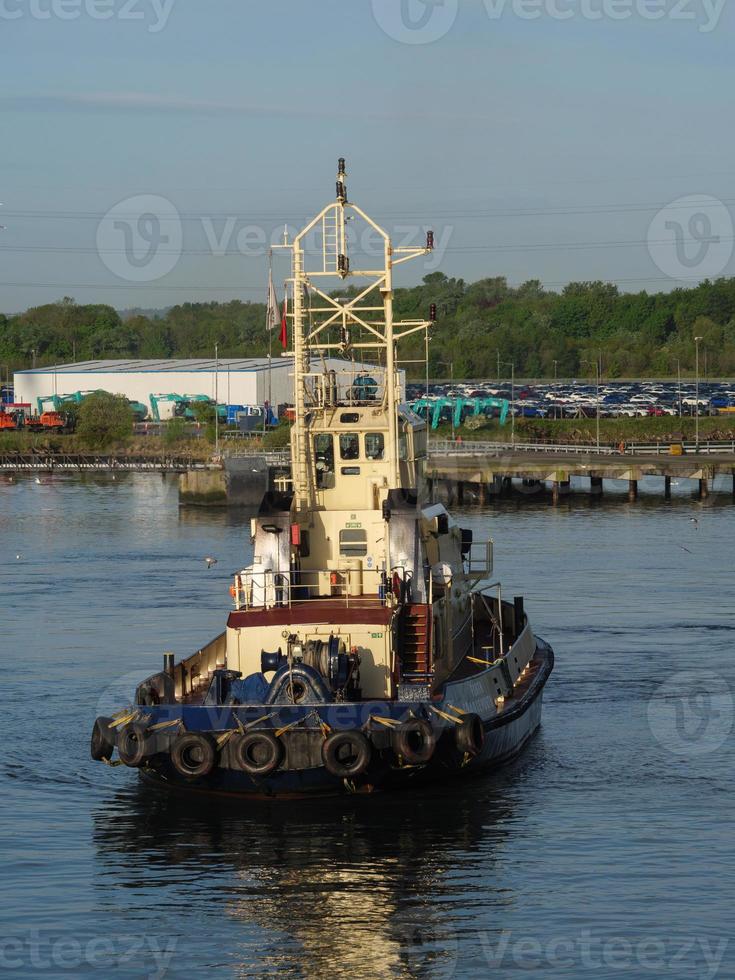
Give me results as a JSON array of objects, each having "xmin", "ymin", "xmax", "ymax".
[{"xmin": 432, "ymin": 416, "xmax": 735, "ymax": 445}]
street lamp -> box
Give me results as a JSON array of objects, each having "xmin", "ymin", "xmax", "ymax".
[
  {"xmin": 214, "ymin": 342, "xmax": 220, "ymax": 454},
  {"xmin": 694, "ymin": 335, "xmax": 702, "ymax": 450},
  {"xmin": 435, "ymin": 359, "xmax": 455, "ymax": 439},
  {"xmin": 672, "ymin": 358, "xmax": 682, "ymax": 418},
  {"xmin": 552, "ymin": 359, "xmax": 558, "ymax": 381},
  {"xmin": 581, "ymin": 357, "xmax": 601, "ymax": 449},
  {"xmin": 499, "ymin": 358, "xmax": 515, "ymax": 444}
]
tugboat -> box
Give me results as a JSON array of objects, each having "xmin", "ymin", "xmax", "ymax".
[{"xmin": 91, "ymin": 161, "xmax": 554, "ymax": 797}]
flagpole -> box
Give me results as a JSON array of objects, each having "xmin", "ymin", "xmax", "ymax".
[{"xmin": 267, "ymin": 250, "xmax": 273, "ymax": 435}]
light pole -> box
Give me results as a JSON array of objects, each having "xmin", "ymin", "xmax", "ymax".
[
  {"xmin": 673, "ymin": 358, "xmax": 682, "ymax": 418},
  {"xmin": 499, "ymin": 358, "xmax": 515, "ymax": 444},
  {"xmin": 31, "ymin": 349, "xmax": 37, "ymax": 369},
  {"xmin": 214, "ymin": 342, "xmax": 220, "ymax": 454},
  {"xmin": 553, "ymin": 360, "xmax": 558, "ymax": 381},
  {"xmin": 581, "ymin": 358, "xmax": 601, "ymax": 449},
  {"xmin": 694, "ymin": 335, "xmax": 702, "ymax": 449}
]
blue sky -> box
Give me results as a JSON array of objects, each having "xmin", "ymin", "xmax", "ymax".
[{"xmin": 1, "ymin": 0, "xmax": 734, "ymax": 311}]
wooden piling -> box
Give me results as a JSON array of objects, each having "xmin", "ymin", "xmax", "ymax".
[
  {"xmin": 628, "ymin": 479, "xmax": 638, "ymax": 502},
  {"xmin": 699, "ymin": 478, "xmax": 709, "ymax": 500},
  {"xmin": 664, "ymin": 476, "xmax": 671, "ymax": 500},
  {"xmin": 590, "ymin": 476, "xmax": 603, "ymax": 497}
]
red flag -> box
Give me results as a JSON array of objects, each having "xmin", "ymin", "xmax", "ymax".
[
  {"xmin": 279, "ymin": 289, "xmax": 288, "ymax": 350},
  {"xmin": 266, "ymin": 269, "xmax": 279, "ymax": 333}
]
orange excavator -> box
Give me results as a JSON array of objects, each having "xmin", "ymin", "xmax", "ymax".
[
  {"xmin": 23, "ymin": 410, "xmax": 66, "ymax": 433},
  {"xmin": 0, "ymin": 408, "xmax": 18, "ymax": 431}
]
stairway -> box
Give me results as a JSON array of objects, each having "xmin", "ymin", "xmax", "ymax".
[{"xmin": 400, "ymin": 604, "xmax": 432, "ymax": 680}]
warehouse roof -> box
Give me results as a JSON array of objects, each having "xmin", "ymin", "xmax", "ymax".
[
  {"xmin": 15, "ymin": 357, "xmax": 367, "ymax": 375},
  {"xmin": 15, "ymin": 356, "xmax": 392, "ymax": 374}
]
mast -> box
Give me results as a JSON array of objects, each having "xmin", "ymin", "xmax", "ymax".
[{"xmin": 274, "ymin": 159, "xmax": 435, "ymax": 512}]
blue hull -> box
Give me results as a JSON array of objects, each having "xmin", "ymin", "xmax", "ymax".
[{"xmin": 132, "ymin": 641, "xmax": 554, "ymax": 800}]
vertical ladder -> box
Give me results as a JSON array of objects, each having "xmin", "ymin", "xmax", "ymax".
[{"xmin": 399, "ymin": 603, "xmax": 432, "ymax": 681}]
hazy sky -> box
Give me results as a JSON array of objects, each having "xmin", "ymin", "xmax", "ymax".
[{"xmin": 2, "ymin": 0, "xmax": 734, "ymax": 312}]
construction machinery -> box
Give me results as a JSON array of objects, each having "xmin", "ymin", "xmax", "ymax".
[{"xmin": 409, "ymin": 395, "xmax": 510, "ymax": 430}]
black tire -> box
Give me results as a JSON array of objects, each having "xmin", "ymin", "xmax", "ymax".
[
  {"xmin": 454, "ymin": 713, "xmax": 485, "ymax": 758},
  {"xmin": 232, "ymin": 731, "xmax": 283, "ymax": 776},
  {"xmin": 170, "ymin": 733, "xmax": 216, "ymax": 779},
  {"xmin": 117, "ymin": 722, "xmax": 151, "ymax": 767},
  {"xmin": 392, "ymin": 719, "xmax": 436, "ymax": 765},
  {"xmin": 322, "ymin": 730, "xmax": 372, "ymax": 778},
  {"xmin": 90, "ymin": 716, "xmax": 115, "ymax": 761}
]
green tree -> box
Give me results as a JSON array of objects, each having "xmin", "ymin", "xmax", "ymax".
[{"xmin": 76, "ymin": 392, "xmax": 134, "ymax": 449}]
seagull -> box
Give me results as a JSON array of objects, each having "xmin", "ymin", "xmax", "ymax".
[
  {"xmin": 689, "ymin": 517, "xmax": 699, "ymax": 529},
  {"xmin": 15, "ymin": 553, "xmax": 22, "ymax": 560},
  {"xmin": 34, "ymin": 476, "xmax": 42, "ymax": 485},
  {"xmin": 204, "ymin": 557, "xmax": 218, "ymax": 568},
  {"xmin": 678, "ymin": 545, "xmax": 693, "ymax": 554}
]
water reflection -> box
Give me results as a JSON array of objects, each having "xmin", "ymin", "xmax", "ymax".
[{"xmin": 92, "ymin": 774, "xmax": 520, "ymax": 978}]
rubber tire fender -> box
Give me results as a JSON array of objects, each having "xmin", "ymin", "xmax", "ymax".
[
  {"xmin": 117, "ymin": 722, "xmax": 151, "ymax": 767},
  {"xmin": 454, "ymin": 712, "xmax": 485, "ymax": 758},
  {"xmin": 232, "ymin": 731, "xmax": 283, "ymax": 776},
  {"xmin": 392, "ymin": 718, "xmax": 436, "ymax": 765},
  {"xmin": 322, "ymin": 730, "xmax": 372, "ymax": 778},
  {"xmin": 170, "ymin": 732, "xmax": 216, "ymax": 779},
  {"xmin": 90, "ymin": 716, "xmax": 115, "ymax": 761}
]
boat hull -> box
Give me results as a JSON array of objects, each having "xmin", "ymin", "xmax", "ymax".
[{"xmin": 131, "ymin": 640, "xmax": 553, "ymax": 800}]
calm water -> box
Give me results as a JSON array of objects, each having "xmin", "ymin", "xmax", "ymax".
[{"xmin": 1, "ymin": 474, "xmax": 733, "ymax": 979}]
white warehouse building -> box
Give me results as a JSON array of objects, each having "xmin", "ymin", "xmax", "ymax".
[{"xmin": 14, "ymin": 357, "xmax": 403, "ymax": 416}]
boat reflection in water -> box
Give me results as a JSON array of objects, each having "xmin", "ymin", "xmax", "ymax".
[{"xmin": 91, "ymin": 767, "xmax": 529, "ymax": 977}]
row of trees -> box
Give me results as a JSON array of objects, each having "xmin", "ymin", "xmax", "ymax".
[{"xmin": 3, "ymin": 275, "xmax": 735, "ymax": 378}]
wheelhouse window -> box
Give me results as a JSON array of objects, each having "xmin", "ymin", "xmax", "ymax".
[
  {"xmin": 314, "ymin": 434, "xmax": 335, "ymax": 489},
  {"xmin": 339, "ymin": 528, "xmax": 367, "ymax": 557},
  {"xmin": 364, "ymin": 432, "xmax": 384, "ymax": 460},
  {"xmin": 339, "ymin": 433, "xmax": 360, "ymax": 460}
]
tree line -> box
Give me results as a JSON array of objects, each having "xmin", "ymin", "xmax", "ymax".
[{"xmin": 2, "ymin": 275, "xmax": 735, "ymax": 379}]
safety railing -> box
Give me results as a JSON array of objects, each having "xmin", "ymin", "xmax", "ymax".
[
  {"xmin": 429, "ymin": 439, "xmax": 735, "ymax": 457},
  {"xmin": 231, "ymin": 565, "xmax": 411, "ymax": 611},
  {"xmin": 466, "ymin": 540, "xmax": 494, "ymax": 579}
]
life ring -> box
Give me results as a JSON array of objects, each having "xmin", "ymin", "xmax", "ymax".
[
  {"xmin": 117, "ymin": 722, "xmax": 151, "ymax": 767},
  {"xmin": 170, "ymin": 732, "xmax": 216, "ymax": 779},
  {"xmin": 232, "ymin": 731, "xmax": 282, "ymax": 776},
  {"xmin": 454, "ymin": 713, "xmax": 484, "ymax": 758},
  {"xmin": 392, "ymin": 718, "xmax": 436, "ymax": 765},
  {"xmin": 322, "ymin": 730, "xmax": 371, "ymax": 778},
  {"xmin": 90, "ymin": 716, "xmax": 115, "ymax": 761}
]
